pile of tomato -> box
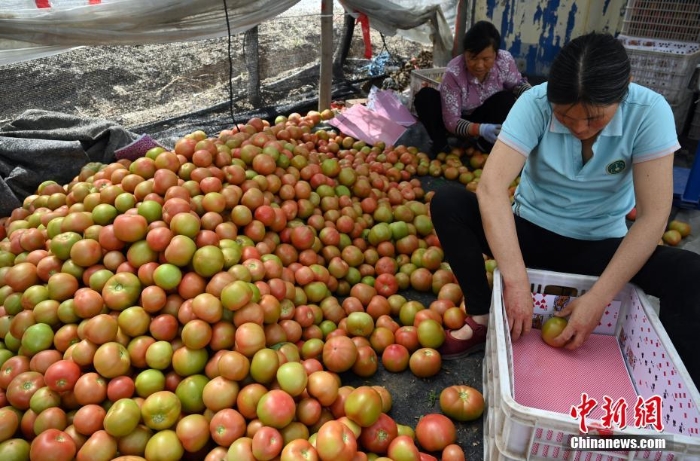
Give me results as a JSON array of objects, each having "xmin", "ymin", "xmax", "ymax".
[{"xmin": 0, "ymin": 109, "xmax": 488, "ymax": 460}]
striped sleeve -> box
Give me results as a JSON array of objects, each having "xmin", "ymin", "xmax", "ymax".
[{"xmin": 455, "ymin": 119, "xmax": 479, "ymax": 138}]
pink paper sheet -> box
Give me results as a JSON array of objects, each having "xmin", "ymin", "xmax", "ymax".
[
  {"xmin": 328, "ymin": 103, "xmax": 407, "ymax": 147},
  {"xmin": 371, "ymin": 89, "xmax": 416, "ymax": 127}
]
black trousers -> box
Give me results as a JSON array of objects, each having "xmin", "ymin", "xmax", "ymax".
[
  {"xmin": 413, "ymin": 87, "xmax": 516, "ymax": 153},
  {"xmin": 430, "ymin": 186, "xmax": 700, "ymax": 386}
]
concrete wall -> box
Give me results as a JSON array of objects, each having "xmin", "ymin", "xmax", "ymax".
[{"xmin": 474, "ymin": 0, "xmax": 628, "ymax": 78}]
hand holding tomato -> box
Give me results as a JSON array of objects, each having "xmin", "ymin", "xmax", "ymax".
[
  {"xmin": 550, "ymin": 293, "xmax": 607, "ymax": 349},
  {"xmin": 503, "ymin": 277, "xmax": 534, "ymax": 341}
]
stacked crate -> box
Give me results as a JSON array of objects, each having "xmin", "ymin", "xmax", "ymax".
[{"xmin": 620, "ymin": 0, "xmax": 700, "ymax": 136}]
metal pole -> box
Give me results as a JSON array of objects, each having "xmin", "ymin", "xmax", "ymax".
[{"xmin": 319, "ymin": 0, "xmax": 333, "ymax": 111}]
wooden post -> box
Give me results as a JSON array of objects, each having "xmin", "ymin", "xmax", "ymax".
[
  {"xmin": 453, "ymin": 0, "xmax": 469, "ymax": 57},
  {"xmin": 319, "ymin": 0, "xmax": 333, "ymax": 111},
  {"xmin": 244, "ymin": 25, "xmax": 261, "ymax": 107},
  {"xmin": 333, "ymin": 12, "xmax": 355, "ymax": 80}
]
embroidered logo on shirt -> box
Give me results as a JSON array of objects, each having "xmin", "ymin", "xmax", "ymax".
[{"xmin": 606, "ymin": 160, "xmax": 626, "ymax": 175}]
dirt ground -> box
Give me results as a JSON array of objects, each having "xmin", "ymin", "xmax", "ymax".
[{"xmin": 0, "ymin": 12, "xmax": 427, "ymax": 131}]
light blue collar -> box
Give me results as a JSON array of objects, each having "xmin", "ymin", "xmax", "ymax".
[{"xmin": 549, "ymin": 104, "xmax": 623, "ymax": 136}]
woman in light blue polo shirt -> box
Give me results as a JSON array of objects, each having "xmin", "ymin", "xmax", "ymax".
[{"xmin": 431, "ymin": 32, "xmax": 700, "ymax": 387}]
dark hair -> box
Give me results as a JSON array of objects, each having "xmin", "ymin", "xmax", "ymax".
[
  {"xmin": 547, "ymin": 32, "xmax": 631, "ymax": 107},
  {"xmin": 463, "ymin": 21, "xmax": 501, "ymax": 55}
]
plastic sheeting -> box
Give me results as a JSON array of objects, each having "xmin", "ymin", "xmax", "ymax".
[
  {"xmin": 341, "ymin": 0, "xmax": 456, "ymax": 65},
  {"xmin": 0, "ymin": 0, "xmax": 300, "ymax": 64},
  {"xmin": 0, "ymin": 0, "xmax": 456, "ymax": 66}
]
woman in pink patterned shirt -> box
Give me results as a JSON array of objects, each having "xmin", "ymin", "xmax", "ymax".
[{"xmin": 414, "ymin": 21, "xmax": 530, "ymax": 156}]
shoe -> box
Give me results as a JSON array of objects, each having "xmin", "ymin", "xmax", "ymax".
[{"xmin": 439, "ymin": 316, "xmax": 487, "ymax": 359}]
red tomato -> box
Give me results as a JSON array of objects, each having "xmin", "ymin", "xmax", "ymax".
[
  {"xmin": 6, "ymin": 371, "xmax": 45, "ymax": 410},
  {"xmin": 408, "ymin": 348, "xmax": 442, "ymax": 378},
  {"xmin": 30, "ymin": 428, "xmax": 76, "ymax": 461},
  {"xmin": 322, "ymin": 335, "xmax": 358, "ymax": 373},
  {"xmin": 358, "ymin": 413, "xmax": 398, "ymax": 454},
  {"xmin": 209, "ymin": 408, "xmax": 246, "ymax": 448},
  {"xmin": 251, "ymin": 425, "xmax": 283, "ymax": 460},
  {"xmin": 256, "ymin": 389, "xmax": 296, "ymax": 429},
  {"xmin": 351, "ymin": 346, "xmax": 379, "ymax": 378},
  {"xmin": 439, "ymin": 385, "xmax": 484, "ymax": 422},
  {"xmin": 315, "ymin": 420, "xmax": 358, "ymax": 461},
  {"xmin": 381, "ymin": 344, "xmax": 409, "ymax": 373},
  {"xmin": 73, "ymin": 404, "xmax": 107, "ymax": 436},
  {"xmin": 175, "ymin": 414, "xmax": 210, "ymax": 453},
  {"xmin": 541, "ymin": 316, "xmax": 568, "ymax": 347},
  {"xmin": 73, "ymin": 372, "xmax": 108, "ymax": 406},
  {"xmin": 76, "ymin": 430, "xmax": 118, "ymax": 461},
  {"xmin": 0, "ymin": 407, "xmax": 20, "ymax": 442},
  {"xmin": 415, "ymin": 414, "xmax": 456, "ymax": 452},
  {"xmin": 93, "ymin": 342, "xmax": 131, "ymax": 379},
  {"xmin": 113, "ymin": 214, "xmax": 148, "ymax": 243},
  {"xmin": 0, "ymin": 355, "xmax": 30, "ymax": 390},
  {"xmin": 442, "ymin": 443, "xmax": 466, "ymax": 461},
  {"xmin": 306, "ymin": 370, "xmax": 339, "ymax": 407}
]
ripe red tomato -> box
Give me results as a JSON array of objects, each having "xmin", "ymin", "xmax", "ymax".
[
  {"xmin": 30, "ymin": 428, "xmax": 76, "ymax": 461},
  {"xmin": 251, "ymin": 425, "xmax": 283, "ymax": 460},
  {"xmin": 256, "ymin": 389, "xmax": 296, "ymax": 429},
  {"xmin": 439, "ymin": 385, "xmax": 485, "ymax": 422},
  {"xmin": 322, "ymin": 335, "xmax": 358, "ymax": 373},
  {"xmin": 359, "ymin": 412, "xmax": 398, "ymax": 454},
  {"xmin": 6, "ymin": 371, "xmax": 44, "ymax": 410},
  {"xmin": 541, "ymin": 316, "xmax": 568, "ymax": 347},
  {"xmin": 442, "ymin": 443, "xmax": 466, "ymax": 461},
  {"xmin": 415, "ymin": 413, "xmax": 456, "ymax": 452},
  {"xmin": 43, "ymin": 360, "xmax": 81, "ymax": 393},
  {"xmin": 408, "ymin": 348, "xmax": 442, "ymax": 378},
  {"xmin": 381, "ymin": 343, "xmax": 410, "ymax": 373}
]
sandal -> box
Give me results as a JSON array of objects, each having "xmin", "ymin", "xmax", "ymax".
[{"xmin": 439, "ymin": 316, "xmax": 488, "ymax": 360}]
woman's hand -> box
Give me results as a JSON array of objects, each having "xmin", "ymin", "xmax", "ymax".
[
  {"xmin": 504, "ymin": 280, "xmax": 533, "ymax": 341},
  {"xmin": 551, "ymin": 293, "xmax": 607, "ymax": 349},
  {"xmin": 478, "ymin": 124, "xmax": 501, "ymax": 143}
]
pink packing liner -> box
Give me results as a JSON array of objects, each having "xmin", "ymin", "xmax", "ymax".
[{"xmin": 513, "ymin": 332, "xmax": 639, "ymax": 426}]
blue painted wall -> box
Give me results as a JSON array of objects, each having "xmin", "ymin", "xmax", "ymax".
[{"xmin": 475, "ymin": 0, "xmax": 628, "ymax": 78}]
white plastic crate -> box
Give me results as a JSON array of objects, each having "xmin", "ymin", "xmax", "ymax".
[
  {"xmin": 408, "ymin": 67, "xmax": 445, "ymax": 113},
  {"xmin": 622, "ymin": 0, "xmax": 700, "ymax": 43},
  {"xmin": 483, "ymin": 269, "xmax": 700, "ymax": 461},
  {"xmin": 620, "ymin": 35, "xmax": 700, "ymax": 105}
]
